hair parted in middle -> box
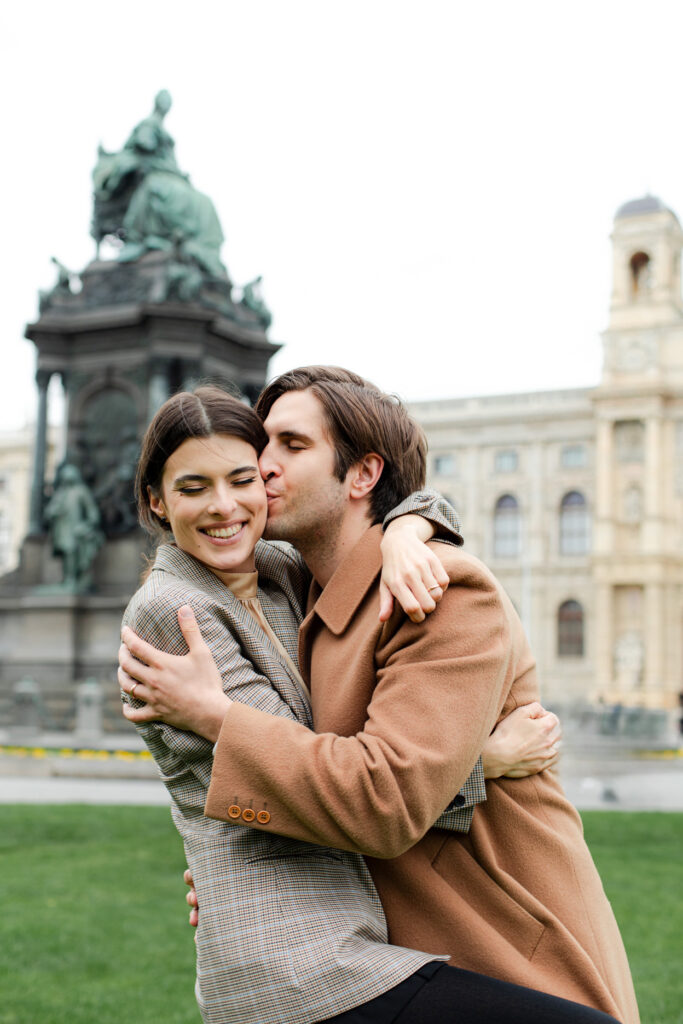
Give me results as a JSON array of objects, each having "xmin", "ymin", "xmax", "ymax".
[
  {"xmin": 135, "ymin": 385, "xmax": 268, "ymax": 535},
  {"xmin": 256, "ymin": 365, "xmax": 427, "ymax": 524}
]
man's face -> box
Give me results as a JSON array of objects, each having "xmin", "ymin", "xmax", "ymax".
[{"xmin": 259, "ymin": 389, "xmax": 348, "ymax": 546}]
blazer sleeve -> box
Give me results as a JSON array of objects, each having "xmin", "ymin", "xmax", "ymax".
[
  {"xmin": 123, "ymin": 588, "xmax": 302, "ymax": 789},
  {"xmin": 205, "ymin": 562, "xmax": 513, "ymax": 858},
  {"xmin": 382, "ymin": 488, "xmax": 464, "ymax": 545}
]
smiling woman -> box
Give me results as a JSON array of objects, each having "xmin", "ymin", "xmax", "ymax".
[{"xmin": 147, "ymin": 435, "xmax": 268, "ymax": 578}]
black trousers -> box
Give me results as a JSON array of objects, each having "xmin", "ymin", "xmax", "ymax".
[{"xmin": 320, "ymin": 962, "xmax": 620, "ymax": 1024}]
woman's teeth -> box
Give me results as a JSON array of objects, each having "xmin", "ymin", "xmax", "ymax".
[{"xmin": 204, "ymin": 524, "xmax": 242, "ymax": 539}]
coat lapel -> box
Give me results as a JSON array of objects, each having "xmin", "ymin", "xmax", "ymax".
[{"xmin": 298, "ymin": 526, "xmax": 384, "ymax": 680}]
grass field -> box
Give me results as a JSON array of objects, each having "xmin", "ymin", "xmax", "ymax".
[{"xmin": 0, "ymin": 805, "xmax": 680, "ymax": 1024}]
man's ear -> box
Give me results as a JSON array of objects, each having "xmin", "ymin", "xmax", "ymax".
[
  {"xmin": 348, "ymin": 453, "xmax": 384, "ymax": 501},
  {"xmin": 148, "ymin": 487, "xmax": 168, "ymax": 521}
]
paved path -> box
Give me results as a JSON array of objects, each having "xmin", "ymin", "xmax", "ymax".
[
  {"xmin": 1, "ymin": 745, "xmax": 681, "ymax": 810},
  {"xmin": 0, "ymin": 775, "xmax": 170, "ymax": 804}
]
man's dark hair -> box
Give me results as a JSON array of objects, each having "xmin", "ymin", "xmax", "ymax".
[{"xmin": 256, "ymin": 366, "xmax": 427, "ymax": 524}]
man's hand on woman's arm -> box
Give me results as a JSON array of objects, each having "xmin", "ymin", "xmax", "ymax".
[{"xmin": 481, "ymin": 702, "xmax": 561, "ymax": 779}]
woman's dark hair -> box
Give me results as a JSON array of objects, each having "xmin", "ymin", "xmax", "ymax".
[{"xmin": 136, "ymin": 386, "xmax": 268, "ymax": 535}]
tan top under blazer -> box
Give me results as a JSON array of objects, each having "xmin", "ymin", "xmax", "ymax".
[{"xmin": 206, "ymin": 526, "xmax": 640, "ymax": 1024}]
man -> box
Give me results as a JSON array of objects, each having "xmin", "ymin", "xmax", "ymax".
[{"xmin": 122, "ymin": 367, "xmax": 636, "ymax": 1023}]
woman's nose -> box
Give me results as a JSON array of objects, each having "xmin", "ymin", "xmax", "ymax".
[{"xmin": 207, "ymin": 487, "xmax": 237, "ymax": 516}]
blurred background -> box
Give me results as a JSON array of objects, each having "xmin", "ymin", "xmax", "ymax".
[{"xmin": 0, "ymin": 3, "xmax": 681, "ymax": 1021}]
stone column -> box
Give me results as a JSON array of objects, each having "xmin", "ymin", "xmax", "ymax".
[
  {"xmin": 148, "ymin": 360, "xmax": 170, "ymax": 418},
  {"xmin": 644, "ymin": 583, "xmax": 664, "ymax": 701},
  {"xmin": 182, "ymin": 362, "xmax": 201, "ymax": 393},
  {"xmin": 28, "ymin": 369, "xmax": 52, "ymax": 535},
  {"xmin": 58, "ymin": 370, "xmax": 70, "ymax": 462},
  {"xmin": 594, "ymin": 417, "xmax": 614, "ymax": 554},
  {"xmin": 595, "ymin": 582, "xmax": 613, "ymax": 697},
  {"xmin": 644, "ymin": 415, "xmax": 662, "ymax": 552}
]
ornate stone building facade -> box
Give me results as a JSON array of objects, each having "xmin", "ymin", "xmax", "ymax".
[{"xmin": 410, "ymin": 196, "xmax": 683, "ymax": 711}]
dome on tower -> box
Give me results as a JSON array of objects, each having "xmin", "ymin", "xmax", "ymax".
[{"xmin": 615, "ymin": 194, "xmax": 672, "ymax": 219}]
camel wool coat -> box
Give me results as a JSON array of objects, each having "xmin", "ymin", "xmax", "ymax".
[{"xmin": 206, "ymin": 526, "xmax": 639, "ymax": 1024}]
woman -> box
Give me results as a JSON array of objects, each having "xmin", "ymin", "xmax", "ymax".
[{"xmin": 121, "ymin": 386, "xmax": 611, "ymax": 1024}]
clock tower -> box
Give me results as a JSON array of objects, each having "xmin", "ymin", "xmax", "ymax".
[
  {"xmin": 603, "ymin": 194, "xmax": 683, "ymax": 384},
  {"xmin": 592, "ymin": 195, "xmax": 683, "ymax": 708}
]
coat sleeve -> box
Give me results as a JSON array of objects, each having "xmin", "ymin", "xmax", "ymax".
[{"xmin": 205, "ymin": 562, "xmax": 514, "ymax": 858}]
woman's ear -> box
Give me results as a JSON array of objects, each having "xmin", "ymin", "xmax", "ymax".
[
  {"xmin": 148, "ymin": 487, "xmax": 168, "ymax": 522},
  {"xmin": 348, "ymin": 453, "xmax": 384, "ymax": 500}
]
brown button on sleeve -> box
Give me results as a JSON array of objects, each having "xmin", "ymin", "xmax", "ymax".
[
  {"xmin": 228, "ymin": 805, "xmax": 241, "ymax": 819},
  {"xmin": 256, "ymin": 810, "xmax": 271, "ymax": 824},
  {"xmin": 242, "ymin": 808, "xmax": 256, "ymax": 823}
]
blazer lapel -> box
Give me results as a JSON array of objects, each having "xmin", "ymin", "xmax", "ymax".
[{"xmin": 153, "ymin": 544, "xmax": 313, "ymax": 726}]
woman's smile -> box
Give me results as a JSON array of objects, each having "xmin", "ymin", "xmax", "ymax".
[{"xmin": 149, "ymin": 434, "xmax": 268, "ymax": 579}]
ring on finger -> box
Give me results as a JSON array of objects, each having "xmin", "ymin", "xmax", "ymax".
[{"xmin": 130, "ymin": 681, "xmax": 138, "ymax": 699}]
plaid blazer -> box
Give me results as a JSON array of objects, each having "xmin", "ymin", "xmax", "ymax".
[{"xmin": 124, "ymin": 542, "xmax": 438, "ymax": 1024}]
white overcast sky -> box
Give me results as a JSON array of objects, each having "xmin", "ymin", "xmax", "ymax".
[{"xmin": 2, "ymin": 0, "xmax": 683, "ymax": 429}]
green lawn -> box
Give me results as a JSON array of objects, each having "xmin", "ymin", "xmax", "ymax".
[{"xmin": 0, "ymin": 806, "xmax": 680, "ymax": 1024}]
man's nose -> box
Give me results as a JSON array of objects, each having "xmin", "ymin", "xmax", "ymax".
[{"xmin": 259, "ymin": 445, "xmax": 279, "ymax": 480}]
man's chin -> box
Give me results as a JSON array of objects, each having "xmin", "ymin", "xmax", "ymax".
[{"xmin": 263, "ymin": 517, "xmax": 284, "ymax": 541}]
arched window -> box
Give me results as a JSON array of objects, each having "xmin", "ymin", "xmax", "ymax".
[
  {"xmin": 558, "ymin": 600, "xmax": 584, "ymax": 657},
  {"xmin": 493, "ymin": 494, "xmax": 520, "ymax": 558},
  {"xmin": 560, "ymin": 491, "xmax": 589, "ymax": 555},
  {"xmin": 629, "ymin": 251, "xmax": 651, "ymax": 295}
]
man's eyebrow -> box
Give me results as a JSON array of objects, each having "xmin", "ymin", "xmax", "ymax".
[{"xmin": 275, "ymin": 429, "xmax": 314, "ymax": 444}]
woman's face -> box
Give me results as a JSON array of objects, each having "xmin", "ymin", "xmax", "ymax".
[{"xmin": 149, "ymin": 434, "xmax": 268, "ymax": 580}]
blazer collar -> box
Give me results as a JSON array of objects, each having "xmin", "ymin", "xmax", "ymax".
[
  {"xmin": 153, "ymin": 543, "xmax": 312, "ymax": 720},
  {"xmin": 152, "ymin": 543, "xmax": 239, "ymax": 604},
  {"xmin": 311, "ymin": 525, "xmax": 383, "ymax": 636}
]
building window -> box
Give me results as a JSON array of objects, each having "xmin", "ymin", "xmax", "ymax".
[
  {"xmin": 622, "ymin": 484, "xmax": 643, "ymax": 524},
  {"xmin": 558, "ymin": 600, "xmax": 584, "ymax": 657},
  {"xmin": 629, "ymin": 251, "xmax": 652, "ymax": 296},
  {"xmin": 493, "ymin": 494, "xmax": 520, "ymax": 557},
  {"xmin": 494, "ymin": 449, "xmax": 518, "ymax": 473},
  {"xmin": 433, "ymin": 454, "xmax": 455, "ymax": 476},
  {"xmin": 560, "ymin": 491, "xmax": 589, "ymax": 555},
  {"xmin": 614, "ymin": 420, "xmax": 644, "ymax": 463},
  {"xmin": 561, "ymin": 444, "xmax": 587, "ymax": 469}
]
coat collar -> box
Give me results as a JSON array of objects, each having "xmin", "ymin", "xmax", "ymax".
[{"xmin": 310, "ymin": 524, "xmax": 384, "ymax": 636}]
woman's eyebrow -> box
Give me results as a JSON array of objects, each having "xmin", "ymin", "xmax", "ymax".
[
  {"xmin": 172, "ymin": 466, "xmax": 259, "ymax": 486},
  {"xmin": 172, "ymin": 473, "xmax": 209, "ymax": 486}
]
